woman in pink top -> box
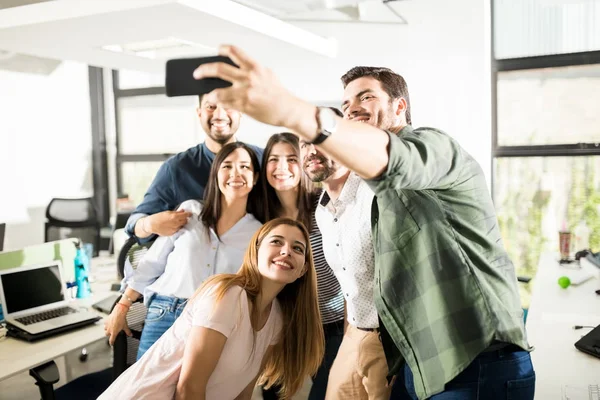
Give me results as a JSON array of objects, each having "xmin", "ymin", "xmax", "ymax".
[{"xmin": 99, "ymin": 217, "xmax": 325, "ymax": 400}]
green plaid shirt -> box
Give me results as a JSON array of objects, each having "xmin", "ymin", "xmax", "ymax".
[{"xmin": 367, "ymin": 126, "xmax": 529, "ymax": 399}]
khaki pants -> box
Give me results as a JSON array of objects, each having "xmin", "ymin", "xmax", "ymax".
[{"xmin": 325, "ymin": 325, "xmax": 391, "ymax": 400}]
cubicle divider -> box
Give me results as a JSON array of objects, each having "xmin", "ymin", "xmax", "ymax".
[{"xmin": 0, "ymin": 239, "xmax": 77, "ymax": 282}]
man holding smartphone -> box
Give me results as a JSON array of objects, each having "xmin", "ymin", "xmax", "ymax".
[
  {"xmin": 193, "ymin": 45, "xmax": 535, "ymax": 400},
  {"xmin": 125, "ymin": 91, "xmax": 263, "ymax": 243}
]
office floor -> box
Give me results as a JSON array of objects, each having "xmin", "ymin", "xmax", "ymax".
[{"xmin": 0, "ymin": 338, "xmax": 312, "ymax": 400}]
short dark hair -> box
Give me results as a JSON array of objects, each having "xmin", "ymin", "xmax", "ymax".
[
  {"xmin": 341, "ymin": 66, "xmax": 411, "ymax": 125},
  {"xmin": 201, "ymin": 142, "xmax": 266, "ymax": 239},
  {"xmin": 198, "ymin": 94, "xmax": 204, "ymax": 105}
]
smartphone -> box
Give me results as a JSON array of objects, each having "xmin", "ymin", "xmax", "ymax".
[
  {"xmin": 92, "ymin": 293, "xmax": 120, "ymax": 314},
  {"xmin": 165, "ymin": 56, "xmax": 238, "ymax": 97}
]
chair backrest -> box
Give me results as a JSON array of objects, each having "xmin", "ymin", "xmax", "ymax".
[
  {"xmin": 116, "ymin": 236, "xmax": 153, "ymax": 280},
  {"xmin": 46, "ymin": 197, "xmax": 98, "ymax": 224},
  {"xmin": 45, "ymin": 197, "xmax": 100, "ymax": 256},
  {"xmin": 113, "ymin": 235, "xmax": 155, "ymax": 373}
]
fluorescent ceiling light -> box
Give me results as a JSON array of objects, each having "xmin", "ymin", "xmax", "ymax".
[
  {"xmin": 180, "ymin": 0, "xmax": 338, "ymax": 57},
  {"xmin": 102, "ymin": 37, "xmax": 216, "ymax": 60}
]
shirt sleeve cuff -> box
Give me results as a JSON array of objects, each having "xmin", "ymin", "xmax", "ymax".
[{"xmin": 125, "ymin": 213, "xmax": 157, "ymax": 244}]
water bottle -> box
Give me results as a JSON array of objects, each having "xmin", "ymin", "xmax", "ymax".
[{"xmin": 74, "ymin": 240, "xmax": 91, "ymax": 298}]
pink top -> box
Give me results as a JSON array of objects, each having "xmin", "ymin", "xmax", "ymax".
[{"xmin": 98, "ymin": 285, "xmax": 282, "ymax": 400}]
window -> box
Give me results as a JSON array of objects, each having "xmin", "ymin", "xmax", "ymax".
[
  {"xmin": 117, "ymin": 95, "xmax": 202, "ymax": 155},
  {"xmin": 120, "ymin": 162, "xmax": 164, "ymax": 206},
  {"xmin": 497, "ymin": 64, "xmax": 600, "ymax": 146},
  {"xmin": 113, "ymin": 70, "xmax": 200, "ymax": 206},
  {"xmin": 492, "ymin": 0, "xmax": 600, "ymax": 307}
]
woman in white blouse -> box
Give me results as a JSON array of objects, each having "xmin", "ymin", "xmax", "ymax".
[
  {"xmin": 98, "ymin": 218, "xmax": 324, "ymax": 400},
  {"xmin": 104, "ymin": 142, "xmax": 265, "ymax": 358}
]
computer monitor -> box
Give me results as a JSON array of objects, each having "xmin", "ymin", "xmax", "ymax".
[{"xmin": 0, "ymin": 223, "xmax": 5, "ymax": 252}]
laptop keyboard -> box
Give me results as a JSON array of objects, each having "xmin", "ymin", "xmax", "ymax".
[{"xmin": 15, "ymin": 306, "xmax": 77, "ymax": 326}]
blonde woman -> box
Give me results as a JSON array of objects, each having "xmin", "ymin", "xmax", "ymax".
[{"xmin": 99, "ymin": 217, "xmax": 325, "ymax": 400}]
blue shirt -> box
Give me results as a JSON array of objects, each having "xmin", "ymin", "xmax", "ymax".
[{"xmin": 125, "ymin": 142, "xmax": 264, "ymax": 243}]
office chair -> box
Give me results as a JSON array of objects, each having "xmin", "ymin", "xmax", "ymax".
[
  {"xmin": 116, "ymin": 236, "xmax": 152, "ymax": 280},
  {"xmin": 29, "ymin": 237, "xmax": 152, "ymax": 399},
  {"xmin": 45, "ymin": 197, "xmax": 101, "ymax": 256}
]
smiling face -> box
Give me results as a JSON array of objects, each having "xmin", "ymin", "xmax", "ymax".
[
  {"xmin": 300, "ymin": 141, "xmax": 341, "ymax": 183},
  {"xmin": 257, "ymin": 224, "xmax": 307, "ymax": 284},
  {"xmin": 266, "ymin": 142, "xmax": 301, "ymax": 193},
  {"xmin": 341, "ymin": 76, "xmax": 400, "ymax": 131},
  {"xmin": 197, "ymin": 91, "xmax": 241, "ymax": 144},
  {"xmin": 217, "ymin": 147, "xmax": 256, "ymax": 201}
]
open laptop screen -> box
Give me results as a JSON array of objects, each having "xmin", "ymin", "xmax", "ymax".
[{"xmin": 1, "ymin": 264, "xmax": 63, "ymax": 314}]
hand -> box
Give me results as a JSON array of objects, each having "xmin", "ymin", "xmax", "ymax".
[
  {"xmin": 145, "ymin": 210, "xmax": 192, "ymax": 237},
  {"xmin": 192, "ymin": 45, "xmax": 307, "ymax": 129},
  {"xmin": 104, "ymin": 305, "xmax": 132, "ymax": 346}
]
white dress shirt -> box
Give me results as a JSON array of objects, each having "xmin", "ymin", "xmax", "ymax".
[
  {"xmin": 126, "ymin": 200, "xmax": 262, "ymax": 304},
  {"xmin": 316, "ymin": 173, "xmax": 379, "ymax": 328}
]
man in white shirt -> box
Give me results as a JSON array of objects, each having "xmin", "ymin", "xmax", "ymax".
[{"xmin": 300, "ymin": 139, "xmax": 390, "ymax": 400}]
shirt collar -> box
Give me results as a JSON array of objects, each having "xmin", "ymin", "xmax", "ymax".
[
  {"xmin": 397, "ymin": 125, "xmax": 413, "ymax": 136},
  {"xmin": 319, "ymin": 172, "xmax": 362, "ymax": 208}
]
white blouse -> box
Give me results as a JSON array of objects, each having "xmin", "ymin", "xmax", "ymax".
[{"xmin": 126, "ymin": 200, "xmax": 262, "ymax": 303}]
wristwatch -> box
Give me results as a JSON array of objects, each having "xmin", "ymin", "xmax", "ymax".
[{"xmin": 310, "ymin": 107, "xmax": 339, "ymax": 145}]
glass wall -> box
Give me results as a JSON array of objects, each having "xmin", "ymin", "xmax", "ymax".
[{"xmin": 492, "ymin": 0, "xmax": 600, "ymax": 306}]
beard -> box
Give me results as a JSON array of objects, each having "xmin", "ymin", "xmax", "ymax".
[
  {"xmin": 204, "ymin": 118, "xmax": 237, "ymax": 144},
  {"xmin": 207, "ymin": 130, "xmax": 235, "ymax": 145},
  {"xmin": 303, "ymin": 155, "xmax": 337, "ymax": 183}
]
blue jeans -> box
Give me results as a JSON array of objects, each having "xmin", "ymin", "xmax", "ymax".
[
  {"xmin": 391, "ymin": 344, "xmax": 535, "ymax": 400},
  {"xmin": 262, "ymin": 319, "xmax": 344, "ymax": 400},
  {"xmin": 136, "ymin": 294, "xmax": 188, "ymax": 360}
]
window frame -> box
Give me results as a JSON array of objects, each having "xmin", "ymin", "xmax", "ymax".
[
  {"xmin": 112, "ymin": 70, "xmax": 175, "ymax": 196},
  {"xmin": 492, "ymin": 50, "xmax": 600, "ymax": 161}
]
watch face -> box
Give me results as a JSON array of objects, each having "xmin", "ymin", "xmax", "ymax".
[{"xmin": 320, "ymin": 107, "xmax": 337, "ymax": 133}]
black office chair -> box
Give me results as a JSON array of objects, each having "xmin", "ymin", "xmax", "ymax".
[
  {"xmin": 45, "ymin": 197, "xmax": 100, "ymax": 256},
  {"xmin": 29, "ymin": 237, "xmax": 152, "ymax": 399}
]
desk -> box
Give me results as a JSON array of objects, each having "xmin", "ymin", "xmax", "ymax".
[
  {"xmin": 527, "ymin": 252, "xmax": 600, "ymax": 399},
  {"xmin": 0, "ymin": 255, "xmax": 118, "ymax": 382}
]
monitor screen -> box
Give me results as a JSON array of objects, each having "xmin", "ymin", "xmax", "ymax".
[{"xmin": 1, "ymin": 264, "xmax": 63, "ymax": 314}]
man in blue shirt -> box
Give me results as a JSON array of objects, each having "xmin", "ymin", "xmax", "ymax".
[{"xmin": 125, "ymin": 91, "xmax": 263, "ymax": 243}]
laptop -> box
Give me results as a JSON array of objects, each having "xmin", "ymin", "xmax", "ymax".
[
  {"xmin": 0, "ymin": 260, "xmax": 100, "ymax": 339},
  {"xmin": 575, "ymin": 323, "xmax": 600, "ymax": 359}
]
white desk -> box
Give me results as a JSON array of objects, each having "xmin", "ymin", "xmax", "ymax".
[
  {"xmin": 527, "ymin": 252, "xmax": 600, "ymax": 399},
  {"xmin": 0, "ymin": 256, "xmax": 119, "ymax": 382}
]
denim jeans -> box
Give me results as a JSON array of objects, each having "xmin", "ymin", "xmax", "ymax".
[
  {"xmin": 390, "ymin": 344, "xmax": 536, "ymax": 400},
  {"xmin": 262, "ymin": 319, "xmax": 344, "ymax": 400},
  {"xmin": 136, "ymin": 294, "xmax": 188, "ymax": 360}
]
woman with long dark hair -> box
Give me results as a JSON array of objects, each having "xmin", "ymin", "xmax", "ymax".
[{"xmin": 104, "ymin": 142, "xmax": 265, "ymax": 358}]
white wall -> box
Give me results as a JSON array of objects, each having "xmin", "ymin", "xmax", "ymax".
[{"xmin": 0, "ymin": 62, "xmax": 92, "ymax": 251}]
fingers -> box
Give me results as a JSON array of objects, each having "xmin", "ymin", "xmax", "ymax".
[
  {"xmin": 174, "ymin": 210, "xmax": 192, "ymax": 215},
  {"xmin": 219, "ymin": 44, "xmax": 257, "ymax": 71},
  {"xmin": 108, "ymin": 331, "xmax": 116, "ymax": 346},
  {"xmin": 210, "ymin": 87, "xmax": 238, "ymax": 110},
  {"xmin": 193, "ymin": 60, "xmax": 245, "ymax": 83},
  {"xmin": 124, "ymin": 325, "xmax": 132, "ymax": 337}
]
